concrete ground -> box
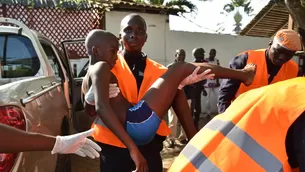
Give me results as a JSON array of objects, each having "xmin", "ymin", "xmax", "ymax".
[{"xmin": 71, "ymin": 114, "xmax": 214, "ymax": 172}]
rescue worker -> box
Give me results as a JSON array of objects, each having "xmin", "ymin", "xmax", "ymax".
[
  {"xmin": 0, "ymin": 124, "xmax": 101, "ymax": 159},
  {"xmin": 191, "ymin": 48, "xmax": 207, "ymax": 129},
  {"xmin": 205, "ymin": 49, "xmax": 220, "ymax": 87},
  {"xmin": 87, "ymin": 13, "xmax": 197, "ymax": 172},
  {"xmin": 218, "ymin": 29, "xmax": 301, "ymax": 114},
  {"xmin": 169, "ymin": 77, "xmax": 305, "ymax": 172}
]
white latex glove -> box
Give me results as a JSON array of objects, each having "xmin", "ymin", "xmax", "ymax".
[
  {"xmin": 178, "ymin": 67, "xmax": 215, "ymax": 90},
  {"xmin": 85, "ymin": 83, "xmax": 120, "ymax": 105},
  {"xmin": 51, "ymin": 128, "xmax": 101, "ymax": 159}
]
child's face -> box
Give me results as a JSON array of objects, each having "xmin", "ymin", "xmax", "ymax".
[{"xmin": 96, "ymin": 38, "xmax": 119, "ymax": 68}]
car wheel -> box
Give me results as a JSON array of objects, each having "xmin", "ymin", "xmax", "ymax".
[{"xmin": 55, "ymin": 119, "xmax": 72, "ymax": 172}]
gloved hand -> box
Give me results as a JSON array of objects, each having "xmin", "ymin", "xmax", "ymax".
[
  {"xmin": 178, "ymin": 67, "xmax": 215, "ymax": 90},
  {"xmin": 85, "ymin": 83, "xmax": 120, "ymax": 105},
  {"xmin": 51, "ymin": 128, "xmax": 101, "ymax": 159}
]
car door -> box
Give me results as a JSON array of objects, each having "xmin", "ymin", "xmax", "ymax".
[
  {"xmin": 58, "ymin": 39, "xmax": 94, "ymax": 132},
  {"xmin": 38, "ymin": 38, "xmax": 72, "ymax": 131},
  {"xmin": 0, "ymin": 34, "xmax": 69, "ymax": 172}
]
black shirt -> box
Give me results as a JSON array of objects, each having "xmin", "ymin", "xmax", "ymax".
[
  {"xmin": 123, "ymin": 50, "xmax": 147, "ymax": 92},
  {"xmin": 286, "ymin": 112, "xmax": 305, "ymax": 172},
  {"xmin": 217, "ymin": 49, "xmax": 282, "ymax": 114}
]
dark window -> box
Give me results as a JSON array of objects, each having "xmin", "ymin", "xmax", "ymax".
[
  {"xmin": 0, "ymin": 35, "xmax": 40, "ymax": 78},
  {"xmin": 41, "ymin": 43, "xmax": 61, "ymax": 79}
]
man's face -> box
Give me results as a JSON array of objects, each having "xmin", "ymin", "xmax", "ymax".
[
  {"xmin": 269, "ymin": 42, "xmax": 295, "ymax": 66},
  {"xmin": 95, "ymin": 38, "xmax": 119, "ymax": 68},
  {"xmin": 175, "ymin": 50, "xmax": 186, "ymax": 62},
  {"xmin": 209, "ymin": 50, "xmax": 216, "ymax": 58},
  {"xmin": 120, "ymin": 16, "xmax": 147, "ymax": 52},
  {"xmin": 194, "ymin": 50, "xmax": 205, "ymax": 60}
]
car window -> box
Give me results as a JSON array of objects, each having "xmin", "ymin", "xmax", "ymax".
[
  {"xmin": 77, "ymin": 61, "xmax": 88, "ymax": 77},
  {"xmin": 40, "ymin": 43, "xmax": 64, "ymax": 81},
  {"xmin": 0, "ymin": 35, "xmax": 40, "ymax": 79}
]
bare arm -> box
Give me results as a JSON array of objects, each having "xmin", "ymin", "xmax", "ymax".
[
  {"xmin": 0, "ymin": 123, "xmax": 55, "ymax": 152},
  {"xmin": 90, "ymin": 62, "xmax": 138, "ymax": 152}
]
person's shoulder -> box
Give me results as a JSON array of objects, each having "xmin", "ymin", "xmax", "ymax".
[
  {"xmin": 286, "ymin": 59, "xmax": 299, "ymax": 73},
  {"xmin": 286, "ymin": 59, "xmax": 298, "ymax": 66},
  {"xmin": 166, "ymin": 62, "xmax": 174, "ymax": 68},
  {"xmin": 90, "ymin": 61, "xmax": 111, "ymax": 76},
  {"xmin": 229, "ymin": 51, "xmax": 249, "ymax": 69}
]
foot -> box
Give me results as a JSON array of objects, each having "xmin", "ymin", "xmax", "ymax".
[
  {"xmin": 178, "ymin": 139, "xmax": 188, "ymax": 145},
  {"xmin": 164, "ymin": 139, "xmax": 175, "ymax": 148},
  {"xmin": 242, "ymin": 63, "xmax": 256, "ymax": 86}
]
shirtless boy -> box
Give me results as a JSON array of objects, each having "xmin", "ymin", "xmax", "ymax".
[{"xmin": 81, "ymin": 29, "xmax": 256, "ymax": 172}]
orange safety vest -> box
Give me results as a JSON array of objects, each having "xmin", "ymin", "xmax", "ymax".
[
  {"xmin": 235, "ymin": 49, "xmax": 298, "ymax": 98},
  {"xmin": 169, "ymin": 77, "xmax": 305, "ymax": 172},
  {"xmin": 92, "ymin": 54, "xmax": 170, "ymax": 148}
]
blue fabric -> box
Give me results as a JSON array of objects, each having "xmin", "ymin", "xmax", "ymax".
[{"xmin": 126, "ymin": 100, "xmax": 161, "ymax": 145}]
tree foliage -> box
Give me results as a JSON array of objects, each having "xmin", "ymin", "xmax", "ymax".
[{"xmin": 135, "ymin": 0, "xmax": 197, "ymax": 13}]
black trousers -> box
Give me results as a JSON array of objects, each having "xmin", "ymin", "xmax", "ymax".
[
  {"xmin": 191, "ymin": 92, "xmax": 201, "ymax": 129},
  {"xmin": 99, "ymin": 135, "xmax": 165, "ymax": 172},
  {"xmin": 286, "ymin": 112, "xmax": 305, "ymax": 172}
]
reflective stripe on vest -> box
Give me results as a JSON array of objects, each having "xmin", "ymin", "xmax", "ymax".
[
  {"xmin": 169, "ymin": 77, "xmax": 305, "ymax": 172},
  {"xmin": 177, "ymin": 119, "xmax": 283, "ymax": 172},
  {"xmin": 92, "ymin": 54, "xmax": 170, "ymax": 148},
  {"xmin": 235, "ymin": 49, "xmax": 298, "ymax": 98}
]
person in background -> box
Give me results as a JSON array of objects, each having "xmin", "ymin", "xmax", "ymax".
[
  {"xmin": 204, "ymin": 49, "xmax": 220, "ymax": 122},
  {"xmin": 0, "ymin": 124, "xmax": 101, "ymax": 159},
  {"xmin": 166, "ymin": 49, "xmax": 190, "ymax": 148},
  {"xmin": 190, "ymin": 48, "xmax": 207, "ymax": 130},
  {"xmin": 218, "ymin": 29, "xmax": 301, "ymax": 114}
]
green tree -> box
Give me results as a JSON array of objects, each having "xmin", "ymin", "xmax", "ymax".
[
  {"xmin": 221, "ymin": 0, "xmax": 254, "ymax": 33},
  {"xmin": 134, "ymin": 0, "xmax": 197, "ymax": 13},
  {"xmin": 200, "ymin": 0, "xmax": 254, "ymax": 33},
  {"xmin": 277, "ymin": 0, "xmax": 305, "ymax": 29}
]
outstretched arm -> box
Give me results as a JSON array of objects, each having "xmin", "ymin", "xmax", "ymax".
[
  {"xmin": 0, "ymin": 123, "xmax": 55, "ymax": 152},
  {"xmin": 0, "ymin": 124, "xmax": 101, "ymax": 159}
]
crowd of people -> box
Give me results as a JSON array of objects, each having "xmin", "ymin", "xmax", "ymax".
[
  {"xmin": 2, "ymin": 12, "xmax": 305, "ymax": 172},
  {"xmin": 165, "ymin": 47, "xmax": 221, "ymax": 149}
]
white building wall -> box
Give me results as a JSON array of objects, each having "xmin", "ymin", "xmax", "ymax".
[
  {"xmin": 102, "ymin": 11, "xmax": 274, "ymax": 115},
  {"xmin": 105, "ymin": 11, "xmax": 270, "ymax": 66}
]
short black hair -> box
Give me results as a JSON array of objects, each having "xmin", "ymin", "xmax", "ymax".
[
  {"xmin": 120, "ymin": 13, "xmax": 147, "ymax": 31},
  {"xmin": 85, "ymin": 29, "xmax": 117, "ymax": 55}
]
